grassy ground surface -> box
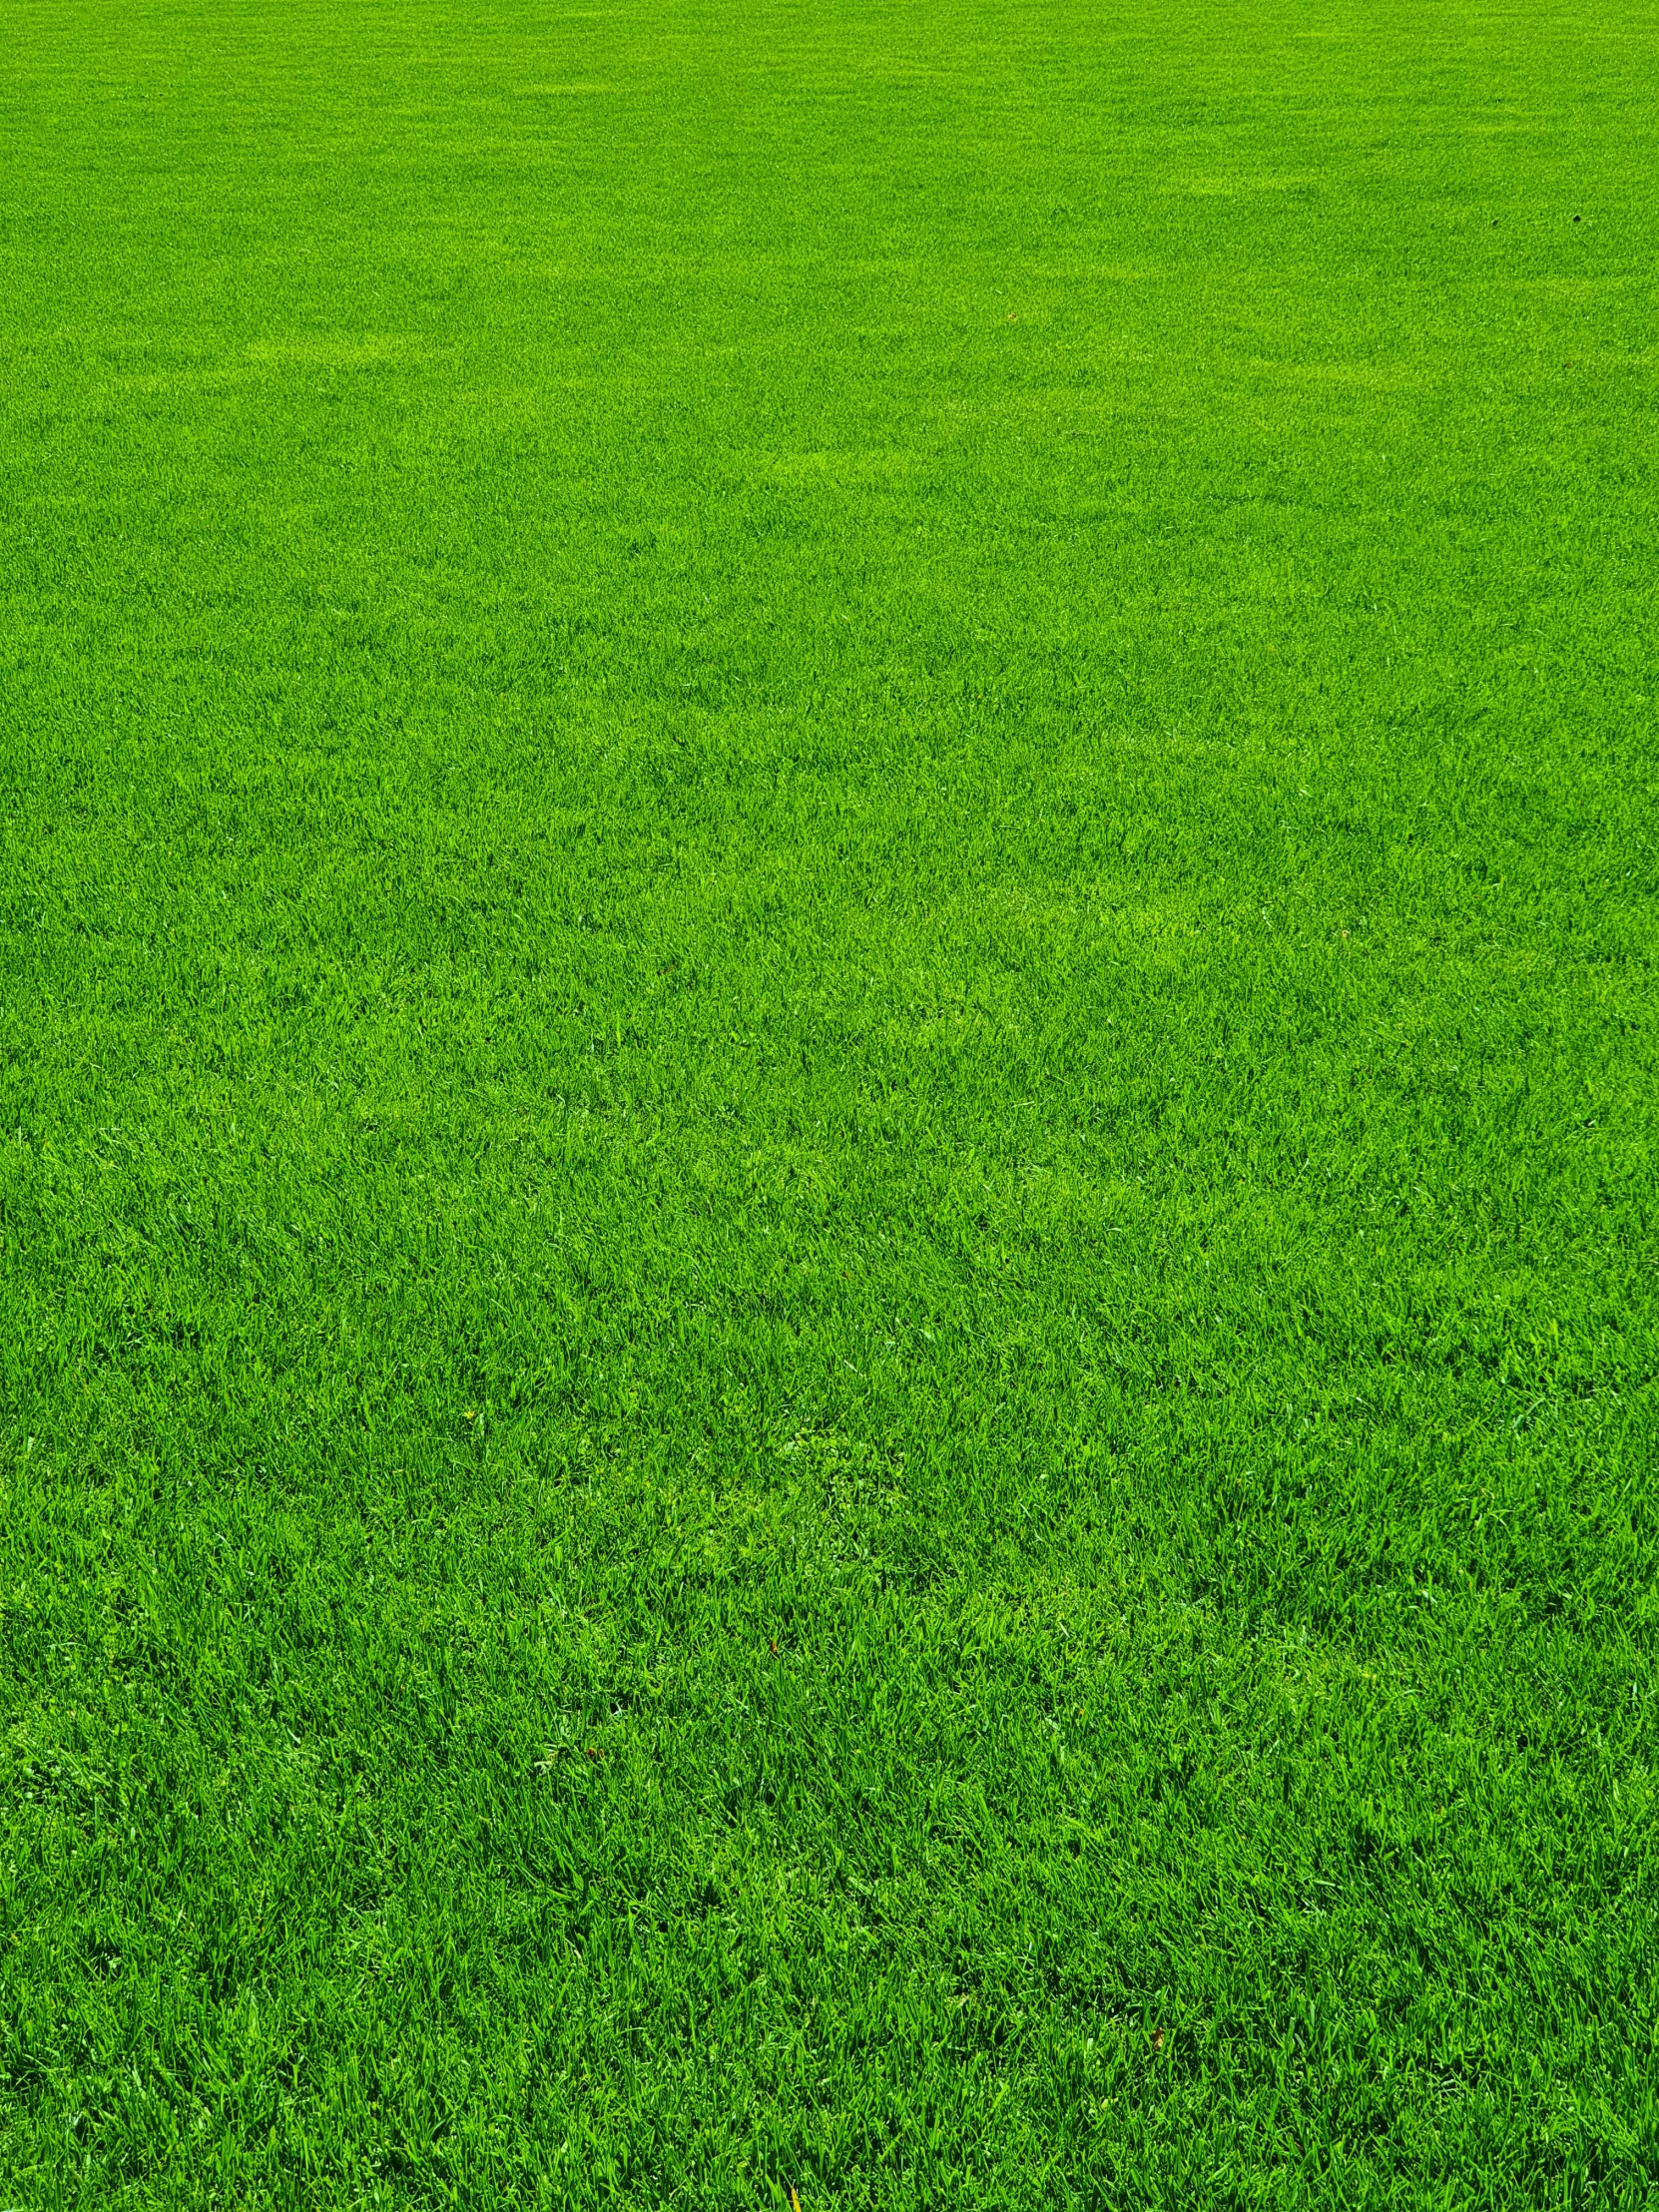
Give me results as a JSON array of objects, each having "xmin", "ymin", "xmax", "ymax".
[{"xmin": 2, "ymin": 0, "xmax": 1656, "ymax": 2204}]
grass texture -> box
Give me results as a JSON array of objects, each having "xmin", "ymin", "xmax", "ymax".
[{"xmin": 1, "ymin": 0, "xmax": 1656, "ymax": 2204}]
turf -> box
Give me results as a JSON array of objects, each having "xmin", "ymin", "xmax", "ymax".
[{"xmin": 1, "ymin": 0, "xmax": 1656, "ymax": 2204}]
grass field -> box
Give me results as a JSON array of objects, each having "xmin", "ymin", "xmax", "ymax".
[{"xmin": 2, "ymin": 0, "xmax": 1656, "ymax": 2203}]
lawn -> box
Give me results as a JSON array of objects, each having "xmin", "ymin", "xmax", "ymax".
[{"xmin": 1, "ymin": 0, "xmax": 1655, "ymax": 2204}]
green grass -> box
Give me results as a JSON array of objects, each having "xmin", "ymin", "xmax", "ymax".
[{"xmin": 1, "ymin": 0, "xmax": 1656, "ymax": 2203}]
